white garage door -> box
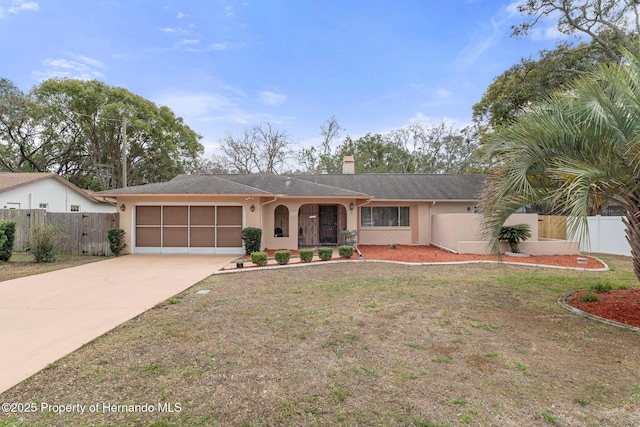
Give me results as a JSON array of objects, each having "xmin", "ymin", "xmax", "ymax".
[{"xmin": 134, "ymin": 205, "xmax": 243, "ymax": 254}]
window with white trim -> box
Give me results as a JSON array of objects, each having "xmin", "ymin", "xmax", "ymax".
[
  {"xmin": 360, "ymin": 206, "xmax": 410, "ymax": 227},
  {"xmin": 70, "ymin": 205, "xmax": 80, "ymax": 212},
  {"xmin": 39, "ymin": 203, "xmax": 48, "ymax": 211}
]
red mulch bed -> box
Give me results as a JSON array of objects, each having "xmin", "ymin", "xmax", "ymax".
[
  {"xmin": 242, "ymin": 244, "xmax": 605, "ymax": 269},
  {"xmin": 568, "ymin": 289, "xmax": 640, "ymax": 328},
  {"xmin": 356, "ymin": 245, "xmax": 605, "ymax": 269}
]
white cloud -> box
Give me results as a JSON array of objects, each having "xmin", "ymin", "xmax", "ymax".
[
  {"xmin": 155, "ymin": 90, "xmax": 260, "ymax": 126},
  {"xmin": 0, "ymin": 0, "xmax": 39, "ymax": 18},
  {"xmin": 178, "ymin": 39, "xmax": 199, "ymax": 45},
  {"xmin": 33, "ymin": 54, "xmax": 105, "ymax": 81},
  {"xmin": 435, "ymin": 88, "xmax": 453, "ymax": 99},
  {"xmin": 176, "ymin": 12, "xmax": 187, "ymax": 19},
  {"xmin": 258, "ymin": 90, "xmax": 286, "ymax": 106},
  {"xmin": 8, "ymin": 0, "xmax": 38, "ymax": 13}
]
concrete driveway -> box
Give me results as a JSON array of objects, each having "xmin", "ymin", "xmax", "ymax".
[{"xmin": 0, "ymin": 254, "xmax": 235, "ymax": 394}]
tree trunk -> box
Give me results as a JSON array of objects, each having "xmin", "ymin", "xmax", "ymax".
[{"xmin": 622, "ymin": 206, "xmax": 640, "ymax": 282}]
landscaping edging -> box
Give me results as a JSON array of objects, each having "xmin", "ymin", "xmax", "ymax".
[
  {"xmin": 217, "ymin": 256, "xmax": 609, "ymax": 274},
  {"xmin": 558, "ymin": 291, "xmax": 640, "ymax": 333}
]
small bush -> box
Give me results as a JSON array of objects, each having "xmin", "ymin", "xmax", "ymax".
[
  {"xmin": 242, "ymin": 227, "xmax": 262, "ymax": 255},
  {"xmin": 591, "ymin": 282, "xmax": 613, "ymax": 293},
  {"xmin": 499, "ymin": 223, "xmax": 531, "ymax": 253},
  {"xmin": 299, "ymin": 249, "xmax": 314, "ymax": 263},
  {"xmin": 0, "ymin": 230, "xmax": 7, "ymax": 261},
  {"xmin": 338, "ymin": 245, "xmax": 354, "ymax": 258},
  {"xmin": 341, "ymin": 229, "xmax": 358, "ymax": 246},
  {"xmin": 0, "ymin": 220, "xmax": 16, "ymax": 261},
  {"xmin": 107, "ymin": 228, "xmax": 127, "ymax": 256},
  {"xmin": 251, "ymin": 251, "xmax": 268, "ymax": 266},
  {"xmin": 318, "ymin": 247, "xmax": 333, "ymax": 261},
  {"xmin": 30, "ymin": 224, "xmax": 67, "ymax": 263},
  {"xmin": 275, "ymin": 250, "xmax": 291, "ymax": 265},
  {"xmin": 580, "ymin": 293, "xmax": 599, "ymax": 303}
]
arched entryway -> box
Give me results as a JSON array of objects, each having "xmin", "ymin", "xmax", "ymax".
[{"xmin": 298, "ymin": 204, "xmax": 347, "ymax": 247}]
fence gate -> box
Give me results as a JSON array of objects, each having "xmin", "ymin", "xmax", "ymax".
[{"xmin": 538, "ymin": 215, "xmax": 567, "ymax": 240}]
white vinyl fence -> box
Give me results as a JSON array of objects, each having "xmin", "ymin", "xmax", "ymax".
[{"xmin": 578, "ymin": 216, "xmax": 631, "ymax": 256}]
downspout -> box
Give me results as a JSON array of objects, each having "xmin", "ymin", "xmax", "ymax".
[
  {"xmin": 259, "ymin": 195, "xmax": 281, "ymax": 232},
  {"xmin": 353, "ymin": 199, "xmax": 372, "ymax": 254}
]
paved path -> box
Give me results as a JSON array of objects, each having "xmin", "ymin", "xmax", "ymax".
[{"xmin": 0, "ymin": 254, "xmax": 234, "ymax": 394}]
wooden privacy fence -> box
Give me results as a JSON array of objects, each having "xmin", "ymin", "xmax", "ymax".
[
  {"xmin": 0, "ymin": 209, "xmax": 118, "ymax": 255},
  {"xmin": 538, "ymin": 215, "xmax": 567, "ymax": 240}
]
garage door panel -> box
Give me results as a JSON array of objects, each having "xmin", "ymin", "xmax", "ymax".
[
  {"xmin": 217, "ymin": 227, "xmax": 242, "ymax": 247},
  {"xmin": 163, "ymin": 206, "xmax": 188, "ymax": 225},
  {"xmin": 136, "ymin": 206, "xmax": 161, "ymax": 225},
  {"xmin": 163, "ymin": 227, "xmax": 188, "ymax": 247},
  {"xmin": 136, "ymin": 227, "xmax": 161, "ymax": 247},
  {"xmin": 217, "ymin": 206, "xmax": 242, "ymax": 226},
  {"xmin": 191, "ymin": 206, "xmax": 215, "ymax": 225},
  {"xmin": 190, "ymin": 227, "xmax": 215, "ymax": 247}
]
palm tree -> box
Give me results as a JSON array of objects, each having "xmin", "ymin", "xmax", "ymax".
[{"xmin": 481, "ymin": 42, "xmax": 640, "ymax": 282}]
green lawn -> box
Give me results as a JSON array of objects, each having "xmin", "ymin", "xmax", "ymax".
[{"xmin": 1, "ymin": 254, "xmax": 639, "ymax": 426}]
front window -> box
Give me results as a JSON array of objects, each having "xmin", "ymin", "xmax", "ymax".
[
  {"xmin": 360, "ymin": 206, "xmax": 410, "ymax": 227},
  {"xmin": 274, "ymin": 205, "xmax": 289, "ymax": 237}
]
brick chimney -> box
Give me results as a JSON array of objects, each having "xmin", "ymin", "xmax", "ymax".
[{"xmin": 342, "ymin": 156, "xmax": 355, "ymax": 174}]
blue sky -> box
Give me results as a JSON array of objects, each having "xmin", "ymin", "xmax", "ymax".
[{"xmin": 0, "ymin": 0, "xmax": 562, "ymax": 157}]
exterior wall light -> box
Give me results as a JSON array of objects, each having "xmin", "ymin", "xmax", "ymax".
[
  {"xmin": 120, "ymin": 204, "xmax": 126, "ymax": 212},
  {"xmin": 349, "ymin": 202, "xmax": 354, "ymax": 211},
  {"xmin": 250, "ymin": 204, "xmax": 255, "ymax": 212}
]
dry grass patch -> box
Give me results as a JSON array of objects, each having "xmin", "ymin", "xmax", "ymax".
[
  {"xmin": 1, "ymin": 256, "xmax": 640, "ymax": 426},
  {"xmin": 0, "ymin": 253, "xmax": 106, "ymax": 282}
]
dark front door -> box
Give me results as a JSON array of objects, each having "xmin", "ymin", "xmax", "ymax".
[{"xmin": 319, "ymin": 205, "xmax": 338, "ymax": 245}]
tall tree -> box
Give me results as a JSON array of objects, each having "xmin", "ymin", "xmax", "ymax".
[
  {"xmin": 512, "ymin": 0, "xmax": 640, "ymax": 61},
  {"xmin": 0, "ymin": 78, "xmax": 42, "ymax": 172},
  {"xmin": 473, "ymin": 41, "xmax": 612, "ymax": 128},
  {"xmin": 480, "ymin": 42, "xmax": 640, "ymax": 282},
  {"xmin": 307, "ymin": 122, "xmax": 484, "ymax": 174},
  {"xmin": 0, "ymin": 78, "xmax": 203, "ymax": 190},
  {"xmin": 219, "ymin": 121, "xmax": 293, "ymax": 173}
]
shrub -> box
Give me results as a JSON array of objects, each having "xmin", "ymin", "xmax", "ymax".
[
  {"xmin": 299, "ymin": 248, "xmax": 314, "ymax": 263},
  {"xmin": 318, "ymin": 247, "xmax": 333, "ymax": 261},
  {"xmin": 499, "ymin": 224, "xmax": 531, "ymax": 253},
  {"xmin": 591, "ymin": 282, "xmax": 613, "ymax": 293},
  {"xmin": 30, "ymin": 224, "xmax": 67, "ymax": 263},
  {"xmin": 275, "ymin": 250, "xmax": 291, "ymax": 265},
  {"xmin": 251, "ymin": 251, "xmax": 268, "ymax": 266},
  {"xmin": 580, "ymin": 293, "xmax": 599, "ymax": 302},
  {"xmin": 107, "ymin": 228, "xmax": 127, "ymax": 256},
  {"xmin": 0, "ymin": 230, "xmax": 7, "ymax": 261},
  {"xmin": 338, "ymin": 245, "xmax": 354, "ymax": 258},
  {"xmin": 341, "ymin": 229, "xmax": 358, "ymax": 246},
  {"xmin": 242, "ymin": 227, "xmax": 262, "ymax": 255},
  {"xmin": 0, "ymin": 220, "xmax": 16, "ymax": 261}
]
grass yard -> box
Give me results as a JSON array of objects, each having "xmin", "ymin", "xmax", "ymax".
[
  {"xmin": 1, "ymin": 255, "xmax": 639, "ymax": 426},
  {"xmin": 0, "ymin": 253, "xmax": 105, "ymax": 282}
]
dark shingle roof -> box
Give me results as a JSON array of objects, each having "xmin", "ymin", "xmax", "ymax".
[
  {"xmin": 97, "ymin": 173, "xmax": 486, "ymax": 201},
  {"xmin": 98, "ymin": 175, "xmax": 271, "ymax": 196},
  {"xmin": 295, "ymin": 174, "xmax": 485, "ymax": 200}
]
